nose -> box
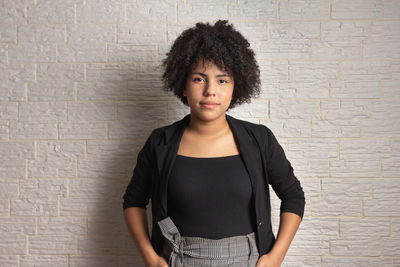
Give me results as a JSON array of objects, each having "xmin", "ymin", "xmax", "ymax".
[{"xmin": 203, "ymin": 80, "xmax": 216, "ymax": 96}]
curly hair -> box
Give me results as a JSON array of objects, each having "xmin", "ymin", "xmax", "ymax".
[{"xmin": 161, "ymin": 20, "xmax": 261, "ymax": 110}]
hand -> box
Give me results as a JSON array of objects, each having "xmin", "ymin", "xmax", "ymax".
[
  {"xmin": 255, "ymin": 253, "xmax": 282, "ymax": 267},
  {"xmin": 147, "ymin": 255, "xmax": 168, "ymax": 267}
]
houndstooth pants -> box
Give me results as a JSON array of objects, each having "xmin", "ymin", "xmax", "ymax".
[{"xmin": 157, "ymin": 216, "xmax": 260, "ymax": 267}]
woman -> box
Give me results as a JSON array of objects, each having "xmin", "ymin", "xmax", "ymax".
[{"xmin": 123, "ymin": 20, "xmax": 305, "ymax": 267}]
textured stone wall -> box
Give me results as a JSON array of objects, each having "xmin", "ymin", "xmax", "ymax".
[{"xmin": 0, "ymin": 0, "xmax": 399, "ymax": 266}]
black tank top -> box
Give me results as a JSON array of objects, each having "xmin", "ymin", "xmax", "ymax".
[{"xmin": 167, "ymin": 153, "xmax": 257, "ymax": 239}]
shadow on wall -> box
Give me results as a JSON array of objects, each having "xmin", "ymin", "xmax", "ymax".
[{"xmin": 69, "ymin": 58, "xmax": 186, "ymax": 266}]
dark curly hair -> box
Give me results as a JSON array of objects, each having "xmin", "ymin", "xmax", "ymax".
[{"xmin": 161, "ymin": 20, "xmax": 261, "ymax": 110}]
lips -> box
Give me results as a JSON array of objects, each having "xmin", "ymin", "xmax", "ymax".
[{"xmin": 200, "ymin": 101, "xmax": 219, "ymax": 105}]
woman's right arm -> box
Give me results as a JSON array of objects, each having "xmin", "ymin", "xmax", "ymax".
[{"xmin": 124, "ymin": 207, "xmax": 168, "ymax": 267}]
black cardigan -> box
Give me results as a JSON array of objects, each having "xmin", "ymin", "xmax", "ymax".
[{"xmin": 123, "ymin": 113, "xmax": 305, "ymax": 256}]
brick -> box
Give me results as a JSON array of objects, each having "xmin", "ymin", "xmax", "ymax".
[
  {"xmin": 260, "ymin": 118, "xmax": 310, "ymax": 138},
  {"xmin": 68, "ymin": 178, "xmax": 126, "ymax": 199},
  {"xmin": 0, "ymin": 120, "xmax": 9, "ymax": 140},
  {"xmin": 297, "ymin": 217, "xmax": 338, "ymax": 236},
  {"xmin": 312, "ymin": 21, "xmax": 370, "ymax": 60},
  {"xmin": 127, "ymin": 0, "xmax": 177, "ymax": 23},
  {"xmin": 20, "ymin": 255, "xmax": 68, "ymax": 267},
  {"xmin": 312, "ymin": 195, "xmax": 362, "ymax": 217},
  {"xmin": 38, "ymin": 217, "xmax": 86, "ymax": 236},
  {"xmin": 364, "ymin": 178, "xmax": 400, "ymax": 216},
  {"xmin": 340, "ymin": 218, "xmax": 390, "ymax": 237},
  {"xmin": 87, "ymin": 140, "xmax": 138, "ymax": 160},
  {"xmin": 118, "ymin": 23, "xmax": 166, "ymax": 44},
  {"xmin": 37, "ymin": 63, "xmax": 84, "ymax": 81},
  {"xmin": 279, "ymin": 0, "xmax": 329, "ymax": 20},
  {"xmin": 0, "ymin": 43, "xmax": 6, "ymax": 63},
  {"xmin": 0, "ymin": 217, "xmax": 36, "ymax": 235},
  {"xmin": 322, "ymin": 257, "xmax": 371, "ymax": 266},
  {"xmin": 0, "ymin": 141, "xmax": 34, "ymax": 178},
  {"xmin": 118, "ymin": 255, "xmax": 145, "ymax": 267},
  {"xmin": 29, "ymin": 235, "xmax": 76, "ymax": 254},
  {"xmin": 60, "ymin": 197, "xmax": 120, "ymax": 216},
  {"xmin": 286, "ymin": 234, "xmax": 329, "ymax": 256},
  {"xmin": 330, "ymin": 159, "xmax": 380, "ymax": 178},
  {"xmin": 67, "ymin": 24, "xmax": 115, "ymax": 45},
  {"xmin": 28, "ymin": 81, "xmax": 75, "ymax": 101},
  {"xmin": 127, "ymin": 80, "xmax": 165, "ymax": 100},
  {"xmin": 332, "ymin": 0, "xmax": 383, "ymax": 19},
  {"xmin": 68, "ymin": 102, "xmax": 115, "ymax": 121},
  {"xmin": 87, "ymin": 63, "xmax": 135, "ymax": 82},
  {"xmin": 282, "ymin": 256, "xmax": 320, "ymax": 267},
  {"xmin": 108, "ymin": 119, "xmax": 158, "ymax": 140},
  {"xmin": 28, "ymin": 140, "xmax": 85, "ymax": 178},
  {"xmin": 77, "ymin": 81, "xmax": 127, "ymax": 101},
  {"xmin": 0, "ymin": 181, "xmax": 19, "ymax": 199},
  {"xmin": 19, "ymin": 102, "xmax": 67, "ymax": 122},
  {"xmin": 166, "ymin": 24, "xmax": 192, "ymax": 43},
  {"xmin": 76, "ymin": 0, "xmax": 124, "ymax": 23},
  {"xmin": 18, "ymin": 24, "xmax": 65, "ymax": 44},
  {"xmin": 331, "ymin": 80, "xmax": 380, "ymax": 98},
  {"xmin": 8, "ymin": 43, "xmax": 56, "ymax": 62},
  {"xmin": 108, "ymin": 44, "xmax": 157, "ymax": 62},
  {"xmin": 258, "ymin": 60, "xmax": 287, "ymax": 99},
  {"xmin": 341, "ymin": 61, "xmax": 391, "ymax": 81},
  {"xmin": 0, "ymin": 234, "xmax": 26, "ymax": 254},
  {"xmin": 177, "ymin": 0, "xmax": 228, "ymax": 23},
  {"xmin": 69, "ymin": 255, "xmax": 118, "ymax": 267},
  {"xmin": 78, "ymin": 158, "xmax": 132, "ymax": 179},
  {"xmin": 0, "ymin": 102, "xmax": 18, "ymax": 120},
  {"xmin": 0, "ymin": 255, "xmax": 18, "ymax": 267},
  {"xmin": 11, "ymin": 179, "xmax": 67, "ymax": 216},
  {"xmin": 365, "ymin": 21, "xmax": 400, "ymax": 59},
  {"xmin": 339, "ymin": 139, "xmax": 391, "ymax": 160},
  {"xmin": 228, "ymin": 0, "xmax": 276, "ymax": 21},
  {"xmin": 27, "ymin": 0, "xmax": 75, "ymax": 24},
  {"xmin": 58, "ymin": 43, "xmax": 107, "ymax": 62},
  {"xmin": 361, "ymin": 100, "xmax": 400, "ymax": 137},
  {"xmin": 0, "ymin": 24, "xmax": 17, "ymax": 43},
  {"xmin": 383, "ymin": 0, "xmax": 400, "ymax": 19},
  {"xmin": 330, "ymin": 237, "xmax": 381, "ymax": 256},
  {"xmin": 0, "ymin": 1, "xmax": 28, "ymax": 24},
  {"xmin": 59, "ymin": 121, "xmax": 107, "ymax": 139},
  {"xmin": 383, "ymin": 140, "xmax": 400, "ymax": 177},
  {"xmin": 270, "ymin": 99, "xmax": 319, "ymax": 120},
  {"xmin": 0, "ymin": 63, "xmax": 35, "ymax": 101},
  {"xmin": 232, "ymin": 23, "xmax": 269, "ymax": 42}
]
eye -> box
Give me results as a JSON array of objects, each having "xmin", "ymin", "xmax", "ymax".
[
  {"xmin": 193, "ymin": 77, "xmax": 204, "ymax": 82},
  {"xmin": 218, "ymin": 79, "xmax": 228, "ymax": 84}
]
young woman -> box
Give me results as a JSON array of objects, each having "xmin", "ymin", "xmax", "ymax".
[{"xmin": 123, "ymin": 20, "xmax": 305, "ymax": 267}]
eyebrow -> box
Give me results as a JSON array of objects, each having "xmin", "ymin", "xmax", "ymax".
[{"xmin": 190, "ymin": 72, "xmax": 231, "ymax": 78}]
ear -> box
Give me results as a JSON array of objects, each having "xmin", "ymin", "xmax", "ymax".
[{"xmin": 183, "ymin": 87, "xmax": 187, "ymax": 96}]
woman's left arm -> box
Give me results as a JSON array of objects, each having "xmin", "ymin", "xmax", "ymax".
[{"xmin": 256, "ymin": 212, "xmax": 301, "ymax": 267}]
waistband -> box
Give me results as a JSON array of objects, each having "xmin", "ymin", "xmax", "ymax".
[{"xmin": 157, "ymin": 216, "xmax": 257, "ymax": 267}]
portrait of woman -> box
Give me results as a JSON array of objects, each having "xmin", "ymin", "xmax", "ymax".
[{"xmin": 122, "ymin": 20, "xmax": 305, "ymax": 267}]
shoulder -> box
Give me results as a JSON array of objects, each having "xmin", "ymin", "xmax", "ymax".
[{"xmin": 226, "ymin": 114, "xmax": 274, "ymax": 143}]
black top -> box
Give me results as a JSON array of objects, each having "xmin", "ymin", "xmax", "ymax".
[{"xmin": 167, "ymin": 153, "xmax": 257, "ymax": 239}]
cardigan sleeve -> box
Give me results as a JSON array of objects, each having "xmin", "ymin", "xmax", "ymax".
[
  {"xmin": 122, "ymin": 131, "xmax": 155, "ymax": 210},
  {"xmin": 264, "ymin": 127, "xmax": 305, "ymax": 219}
]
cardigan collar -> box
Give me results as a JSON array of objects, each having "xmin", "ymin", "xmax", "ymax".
[{"xmin": 154, "ymin": 113, "xmax": 261, "ymax": 217}]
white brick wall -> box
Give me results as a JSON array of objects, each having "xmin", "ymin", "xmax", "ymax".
[{"xmin": 0, "ymin": 0, "xmax": 399, "ymax": 266}]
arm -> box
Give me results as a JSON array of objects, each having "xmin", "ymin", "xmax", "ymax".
[
  {"xmin": 258, "ymin": 127, "xmax": 305, "ymax": 266},
  {"xmin": 256, "ymin": 212, "xmax": 301, "ymax": 267},
  {"xmin": 124, "ymin": 207, "xmax": 168, "ymax": 267}
]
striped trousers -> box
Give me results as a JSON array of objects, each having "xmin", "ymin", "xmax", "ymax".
[{"xmin": 157, "ymin": 216, "xmax": 260, "ymax": 267}]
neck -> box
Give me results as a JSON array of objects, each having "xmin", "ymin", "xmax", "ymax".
[{"xmin": 186, "ymin": 113, "xmax": 229, "ymax": 137}]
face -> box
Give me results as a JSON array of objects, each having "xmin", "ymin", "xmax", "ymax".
[{"xmin": 183, "ymin": 59, "xmax": 234, "ymax": 123}]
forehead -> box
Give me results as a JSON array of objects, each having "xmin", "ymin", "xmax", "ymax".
[{"xmin": 189, "ymin": 59, "xmax": 231, "ymax": 75}]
